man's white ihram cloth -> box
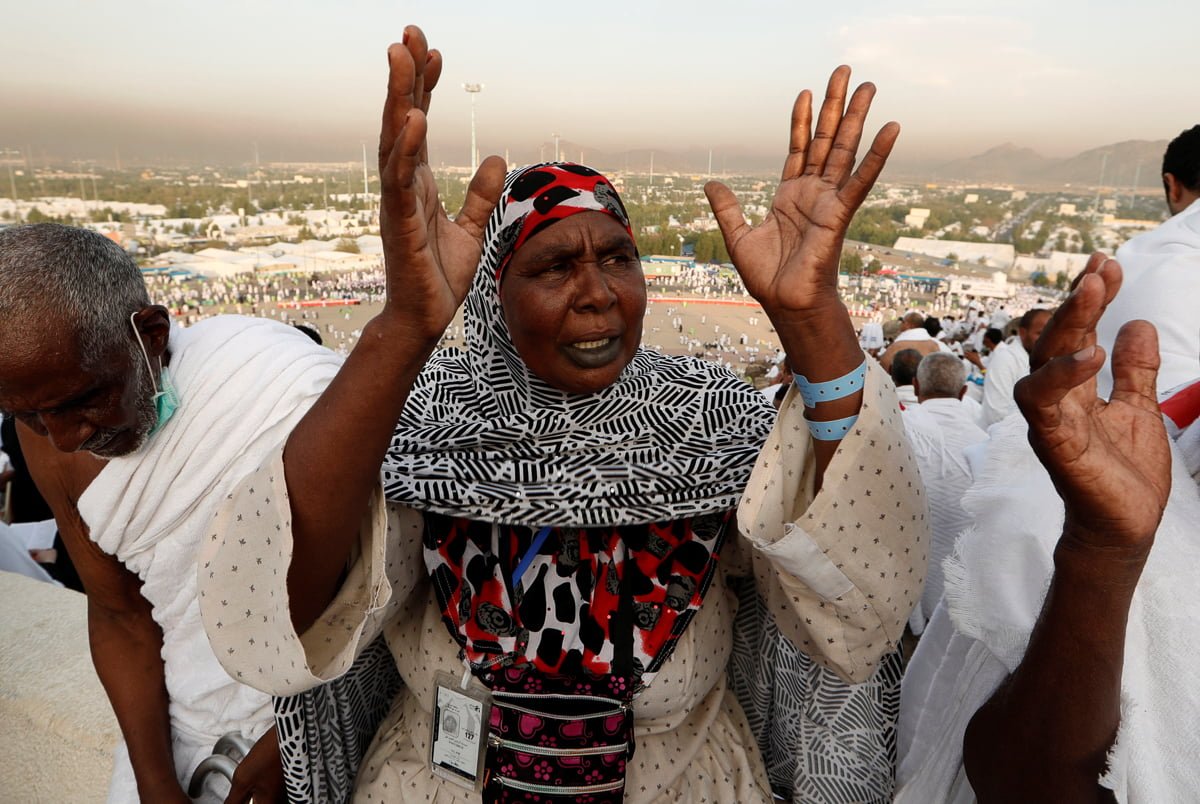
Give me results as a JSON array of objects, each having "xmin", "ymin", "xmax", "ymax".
[
  {"xmin": 1098, "ymin": 198, "xmax": 1200, "ymax": 398},
  {"xmin": 77, "ymin": 316, "xmax": 343, "ymax": 802},
  {"xmin": 898, "ymin": 413, "xmax": 1200, "ymax": 803}
]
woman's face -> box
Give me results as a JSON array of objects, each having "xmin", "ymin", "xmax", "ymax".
[{"xmin": 500, "ymin": 211, "xmax": 646, "ymax": 394}]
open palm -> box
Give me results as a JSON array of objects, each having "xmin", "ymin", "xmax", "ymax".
[
  {"xmin": 1016, "ymin": 255, "xmax": 1171, "ymax": 550},
  {"xmin": 705, "ymin": 66, "xmax": 900, "ymax": 317},
  {"xmin": 377, "ymin": 26, "xmax": 504, "ymax": 341}
]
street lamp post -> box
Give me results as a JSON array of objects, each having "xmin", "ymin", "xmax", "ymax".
[{"xmin": 462, "ymin": 83, "xmax": 483, "ymax": 174}]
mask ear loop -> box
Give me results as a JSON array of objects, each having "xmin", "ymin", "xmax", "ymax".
[{"xmin": 129, "ymin": 311, "xmax": 163, "ymax": 398}]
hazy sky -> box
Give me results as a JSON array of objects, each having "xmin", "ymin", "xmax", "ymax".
[{"xmin": 2, "ymin": 1, "xmax": 1195, "ymax": 169}]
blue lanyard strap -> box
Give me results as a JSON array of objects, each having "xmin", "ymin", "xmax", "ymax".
[{"xmin": 511, "ymin": 525, "xmax": 553, "ymax": 589}]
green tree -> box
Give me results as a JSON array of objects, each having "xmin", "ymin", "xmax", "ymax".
[
  {"xmin": 334, "ymin": 238, "xmax": 361, "ymax": 254},
  {"xmin": 1054, "ymin": 271, "xmax": 1070, "ymax": 291},
  {"xmin": 839, "ymin": 252, "xmax": 863, "ymax": 274}
]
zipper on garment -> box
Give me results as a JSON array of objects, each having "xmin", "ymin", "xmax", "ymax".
[
  {"xmin": 487, "ymin": 734, "xmax": 629, "ymax": 757},
  {"xmin": 492, "ymin": 690, "xmax": 625, "ymax": 707},
  {"xmin": 493, "ymin": 776, "xmax": 627, "ymax": 795},
  {"xmin": 491, "ymin": 698, "xmax": 627, "ymax": 720}
]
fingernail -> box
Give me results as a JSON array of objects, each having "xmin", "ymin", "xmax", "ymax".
[{"xmin": 1073, "ymin": 345, "xmax": 1096, "ymax": 361}]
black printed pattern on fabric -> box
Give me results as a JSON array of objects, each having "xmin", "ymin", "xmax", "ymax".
[
  {"xmin": 272, "ymin": 635, "xmax": 403, "ymax": 804},
  {"xmin": 727, "ymin": 576, "xmax": 903, "ymax": 804},
  {"xmin": 381, "ymin": 163, "xmax": 775, "ymax": 530}
]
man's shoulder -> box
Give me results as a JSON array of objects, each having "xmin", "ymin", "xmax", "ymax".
[
  {"xmin": 1117, "ymin": 200, "xmax": 1200, "ymax": 262},
  {"xmin": 181, "ymin": 314, "xmax": 296, "ymax": 344},
  {"xmin": 173, "ymin": 315, "xmax": 331, "ymax": 370},
  {"xmin": 929, "ymin": 400, "xmax": 988, "ymax": 440},
  {"xmin": 988, "ymin": 342, "xmax": 1023, "ymax": 369},
  {"xmin": 902, "ymin": 404, "xmax": 942, "ymax": 444}
]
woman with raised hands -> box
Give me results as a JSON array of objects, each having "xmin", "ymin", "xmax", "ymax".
[{"xmin": 201, "ymin": 25, "xmax": 925, "ymax": 803}]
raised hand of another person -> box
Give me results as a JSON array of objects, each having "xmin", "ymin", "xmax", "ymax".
[
  {"xmin": 378, "ymin": 25, "xmax": 505, "ymax": 344},
  {"xmin": 965, "ymin": 253, "xmax": 1171, "ymax": 802},
  {"xmin": 1015, "ymin": 252, "xmax": 1171, "ymax": 557},
  {"xmin": 705, "ymin": 66, "xmax": 899, "ymax": 332}
]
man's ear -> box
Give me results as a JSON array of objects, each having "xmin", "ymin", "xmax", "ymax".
[
  {"xmin": 957, "ymin": 385, "xmax": 968, "ymax": 401},
  {"xmin": 1165, "ymin": 173, "xmax": 1183, "ymax": 212},
  {"xmin": 912, "ymin": 377, "xmax": 921, "ymax": 397},
  {"xmin": 131, "ymin": 305, "xmax": 171, "ymax": 360}
]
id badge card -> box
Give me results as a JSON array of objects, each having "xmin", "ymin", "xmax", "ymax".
[{"xmin": 430, "ymin": 670, "xmax": 491, "ymax": 791}]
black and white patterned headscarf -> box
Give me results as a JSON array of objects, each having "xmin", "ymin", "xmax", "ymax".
[{"xmin": 382, "ymin": 163, "xmax": 773, "ymax": 526}]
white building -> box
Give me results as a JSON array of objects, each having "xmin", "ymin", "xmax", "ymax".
[
  {"xmin": 905, "ymin": 207, "xmax": 931, "ymax": 229},
  {"xmin": 893, "ymin": 237, "xmax": 1016, "ymax": 271},
  {"xmin": 943, "ymin": 271, "xmax": 1014, "ymax": 300},
  {"xmin": 1013, "ymin": 251, "xmax": 1092, "ymax": 279}
]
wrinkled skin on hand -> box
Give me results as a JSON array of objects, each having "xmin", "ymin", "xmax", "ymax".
[
  {"xmin": 1015, "ymin": 252, "xmax": 1171, "ymax": 556},
  {"xmin": 376, "ymin": 25, "xmax": 505, "ymax": 344},
  {"xmin": 704, "ymin": 65, "xmax": 900, "ymax": 325}
]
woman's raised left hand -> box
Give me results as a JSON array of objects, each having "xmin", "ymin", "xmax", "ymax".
[{"xmin": 705, "ymin": 66, "xmax": 899, "ymax": 327}]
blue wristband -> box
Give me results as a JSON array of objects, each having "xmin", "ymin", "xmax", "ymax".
[
  {"xmin": 793, "ymin": 358, "xmax": 868, "ymax": 409},
  {"xmin": 807, "ymin": 414, "xmax": 860, "ymax": 441}
]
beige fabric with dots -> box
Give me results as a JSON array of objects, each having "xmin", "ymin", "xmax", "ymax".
[{"xmin": 199, "ymin": 360, "xmax": 927, "ymax": 802}]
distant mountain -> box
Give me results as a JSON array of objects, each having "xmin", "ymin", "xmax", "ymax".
[
  {"xmin": 930, "ymin": 139, "xmax": 1167, "ymax": 188},
  {"xmin": 1044, "ymin": 140, "xmax": 1166, "ymax": 188},
  {"xmin": 931, "ymin": 143, "xmax": 1051, "ymax": 184}
]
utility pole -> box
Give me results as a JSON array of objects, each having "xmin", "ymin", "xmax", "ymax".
[
  {"xmin": 5, "ymin": 149, "xmax": 17, "ymax": 202},
  {"xmin": 362, "ymin": 143, "xmax": 370, "ymax": 212},
  {"xmin": 462, "ymin": 83, "xmax": 483, "ymax": 173},
  {"xmin": 1094, "ymin": 152, "xmax": 1109, "ymax": 215}
]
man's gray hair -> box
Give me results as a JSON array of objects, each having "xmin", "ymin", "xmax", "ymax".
[
  {"xmin": 917, "ymin": 352, "xmax": 967, "ymax": 399},
  {"xmin": 0, "ymin": 224, "xmax": 150, "ymax": 365}
]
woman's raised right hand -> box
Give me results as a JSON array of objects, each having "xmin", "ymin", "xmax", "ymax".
[{"xmin": 377, "ymin": 25, "xmax": 505, "ymax": 342}]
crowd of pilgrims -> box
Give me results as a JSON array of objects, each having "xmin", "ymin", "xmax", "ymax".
[
  {"xmin": 142, "ymin": 266, "xmax": 1030, "ymax": 381},
  {"xmin": 4, "ymin": 27, "xmax": 1194, "ymax": 801}
]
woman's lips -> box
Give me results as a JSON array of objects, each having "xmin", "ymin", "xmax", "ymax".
[{"xmin": 561, "ymin": 336, "xmax": 623, "ymax": 368}]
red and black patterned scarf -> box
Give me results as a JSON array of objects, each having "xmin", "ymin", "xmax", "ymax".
[{"xmin": 425, "ymin": 512, "xmax": 731, "ymax": 687}]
